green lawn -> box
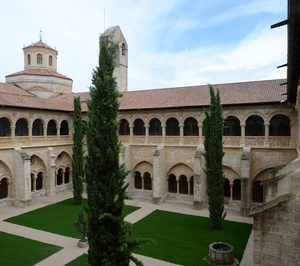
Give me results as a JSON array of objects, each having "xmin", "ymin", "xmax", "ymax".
[
  {"xmin": 131, "ymin": 210, "xmax": 252, "ymax": 266},
  {"xmin": 5, "ymin": 198, "xmax": 139, "ymax": 238},
  {"xmin": 0, "ymin": 231, "xmax": 62, "ymax": 266},
  {"xmin": 67, "ymin": 210, "xmax": 252, "ymax": 266}
]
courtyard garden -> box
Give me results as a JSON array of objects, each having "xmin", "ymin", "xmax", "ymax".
[{"xmin": 2, "ymin": 198, "xmax": 252, "ymax": 265}]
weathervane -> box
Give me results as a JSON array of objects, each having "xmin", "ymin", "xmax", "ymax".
[{"xmin": 39, "ymin": 29, "xmax": 43, "ymax": 41}]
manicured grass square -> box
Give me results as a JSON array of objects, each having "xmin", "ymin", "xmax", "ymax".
[
  {"xmin": 0, "ymin": 231, "xmax": 62, "ymax": 266},
  {"xmin": 66, "ymin": 254, "xmax": 89, "ymax": 266},
  {"xmin": 5, "ymin": 198, "xmax": 139, "ymax": 238},
  {"xmin": 131, "ymin": 210, "xmax": 252, "ymax": 266}
]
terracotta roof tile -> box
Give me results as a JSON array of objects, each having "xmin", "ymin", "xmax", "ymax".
[
  {"xmin": 6, "ymin": 69, "xmax": 72, "ymax": 81},
  {"xmin": 119, "ymin": 79, "xmax": 287, "ymax": 110},
  {"xmin": 23, "ymin": 41, "xmax": 57, "ymax": 52}
]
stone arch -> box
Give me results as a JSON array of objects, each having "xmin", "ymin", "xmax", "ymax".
[
  {"xmin": 55, "ymin": 151, "xmax": 72, "ymax": 186},
  {"xmin": 168, "ymin": 174, "xmax": 177, "ymax": 193},
  {"xmin": 166, "ymin": 117, "xmax": 180, "ymax": 136},
  {"xmin": 30, "ymin": 155, "xmax": 47, "ymax": 191},
  {"xmin": 143, "ymin": 172, "xmax": 152, "ymax": 190},
  {"xmin": 134, "ymin": 171, "xmax": 142, "ymax": 189},
  {"xmin": 245, "ymin": 115, "xmax": 265, "ymax": 136},
  {"xmin": 224, "ymin": 116, "xmax": 241, "ymax": 136},
  {"xmin": 167, "ymin": 163, "xmax": 193, "ymax": 178},
  {"xmin": 15, "ymin": 117, "xmax": 29, "ymax": 136},
  {"xmin": 32, "ymin": 118, "xmax": 44, "ymax": 136},
  {"xmin": 133, "ymin": 118, "xmax": 145, "ymax": 135},
  {"xmin": 184, "ymin": 117, "xmax": 199, "ymax": 136},
  {"xmin": 149, "ymin": 118, "xmax": 162, "ymax": 136},
  {"xmin": 224, "ymin": 178, "xmax": 230, "ymax": 198},
  {"xmin": 178, "ymin": 175, "xmax": 188, "ymax": 194},
  {"xmin": 47, "ymin": 119, "xmax": 58, "ymax": 135},
  {"xmin": 269, "ymin": 114, "xmax": 290, "ymax": 136},
  {"xmin": 0, "ymin": 117, "xmax": 11, "ymax": 137},
  {"xmin": 223, "ymin": 166, "xmax": 240, "ymax": 182},
  {"xmin": 252, "ymin": 168, "xmax": 274, "ymax": 203},
  {"xmin": 0, "ymin": 160, "xmax": 12, "ymax": 198},
  {"xmin": 167, "ymin": 163, "xmax": 193, "ymax": 194},
  {"xmin": 60, "ymin": 120, "xmax": 69, "ymax": 135},
  {"xmin": 232, "ymin": 179, "xmax": 241, "ymax": 200},
  {"xmin": 119, "ymin": 119, "xmax": 130, "ymax": 135}
]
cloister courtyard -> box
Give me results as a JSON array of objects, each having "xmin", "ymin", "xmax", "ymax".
[{"xmin": 0, "ymin": 190, "xmax": 252, "ymax": 266}]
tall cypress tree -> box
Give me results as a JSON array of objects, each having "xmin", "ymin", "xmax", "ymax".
[
  {"xmin": 86, "ymin": 37, "xmax": 143, "ymax": 266},
  {"xmin": 72, "ymin": 97, "xmax": 84, "ymax": 204},
  {"xmin": 203, "ymin": 85, "xmax": 225, "ymax": 229}
]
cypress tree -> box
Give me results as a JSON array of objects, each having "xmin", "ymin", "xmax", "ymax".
[
  {"xmin": 72, "ymin": 97, "xmax": 84, "ymax": 204},
  {"xmin": 86, "ymin": 37, "xmax": 143, "ymax": 266},
  {"xmin": 203, "ymin": 85, "xmax": 225, "ymax": 229}
]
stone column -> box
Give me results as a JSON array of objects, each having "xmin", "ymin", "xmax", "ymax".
[
  {"xmin": 240, "ymin": 147, "xmax": 251, "ymax": 216},
  {"xmin": 43, "ymin": 126, "xmax": 47, "ymax": 137},
  {"xmin": 193, "ymin": 144, "xmax": 206, "ymax": 209},
  {"xmin": 152, "ymin": 144, "xmax": 165, "ymax": 204},
  {"xmin": 188, "ymin": 180, "xmax": 190, "ymax": 195},
  {"xmin": 241, "ymin": 123, "xmax": 246, "ymax": 146},
  {"xmin": 119, "ymin": 144, "xmax": 131, "ymax": 189},
  {"xmin": 179, "ymin": 124, "xmax": 184, "ymax": 145},
  {"xmin": 264, "ymin": 123, "xmax": 270, "ymax": 146},
  {"xmin": 198, "ymin": 124, "xmax": 203, "ymax": 144},
  {"xmin": 145, "ymin": 125, "xmax": 149, "ymax": 144},
  {"xmin": 176, "ymin": 177, "xmax": 179, "ymax": 194},
  {"xmin": 62, "ymin": 170, "xmax": 66, "ymax": 184},
  {"xmin": 11, "ymin": 126, "xmax": 15, "ymax": 139},
  {"xmin": 13, "ymin": 148, "xmax": 32, "ymax": 207},
  {"xmin": 162, "ymin": 125, "xmax": 166, "ymax": 144},
  {"xmin": 230, "ymin": 182, "xmax": 233, "ymax": 201},
  {"xmin": 33, "ymin": 175, "xmax": 36, "ymax": 191},
  {"xmin": 46, "ymin": 147, "xmax": 56, "ymax": 196},
  {"xmin": 28, "ymin": 126, "xmax": 32, "ymax": 139},
  {"xmin": 129, "ymin": 126, "xmax": 133, "ymax": 144}
]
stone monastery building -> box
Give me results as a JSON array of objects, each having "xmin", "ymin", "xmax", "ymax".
[{"xmin": 0, "ymin": 1, "xmax": 300, "ymax": 264}]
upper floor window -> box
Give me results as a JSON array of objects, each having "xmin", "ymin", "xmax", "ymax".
[
  {"xmin": 184, "ymin": 117, "xmax": 198, "ymax": 136},
  {"xmin": 149, "ymin": 118, "xmax": 162, "ymax": 136},
  {"xmin": 245, "ymin": 115, "xmax": 264, "ymax": 136},
  {"xmin": 0, "ymin": 117, "xmax": 11, "ymax": 137},
  {"xmin": 270, "ymin": 114, "xmax": 290, "ymax": 136},
  {"xmin": 37, "ymin": 53, "xmax": 43, "ymax": 64},
  {"xmin": 49, "ymin": 55, "xmax": 53, "ymax": 66},
  {"xmin": 15, "ymin": 118, "xmax": 29, "ymax": 136},
  {"xmin": 122, "ymin": 43, "xmax": 127, "ymax": 56},
  {"xmin": 60, "ymin": 120, "xmax": 69, "ymax": 135},
  {"xmin": 224, "ymin": 116, "xmax": 241, "ymax": 136},
  {"xmin": 27, "ymin": 54, "xmax": 31, "ymax": 65},
  {"xmin": 119, "ymin": 119, "xmax": 130, "ymax": 135},
  {"xmin": 133, "ymin": 119, "xmax": 145, "ymax": 135},
  {"xmin": 166, "ymin": 117, "xmax": 180, "ymax": 136}
]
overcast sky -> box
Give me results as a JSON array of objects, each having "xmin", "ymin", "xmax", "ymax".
[{"xmin": 0, "ymin": 0, "xmax": 287, "ymax": 92}]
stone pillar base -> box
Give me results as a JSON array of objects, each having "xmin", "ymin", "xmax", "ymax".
[
  {"xmin": 13, "ymin": 199, "xmax": 31, "ymax": 208},
  {"xmin": 152, "ymin": 197, "xmax": 162, "ymax": 205},
  {"xmin": 46, "ymin": 189, "xmax": 56, "ymax": 197},
  {"xmin": 193, "ymin": 200, "xmax": 203, "ymax": 210},
  {"xmin": 240, "ymin": 206, "xmax": 250, "ymax": 217}
]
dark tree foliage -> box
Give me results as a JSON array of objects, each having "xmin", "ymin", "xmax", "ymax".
[
  {"xmin": 86, "ymin": 37, "xmax": 143, "ymax": 266},
  {"xmin": 72, "ymin": 97, "xmax": 84, "ymax": 204},
  {"xmin": 203, "ymin": 85, "xmax": 225, "ymax": 229}
]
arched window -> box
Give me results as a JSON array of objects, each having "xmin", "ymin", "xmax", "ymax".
[
  {"xmin": 119, "ymin": 119, "xmax": 130, "ymax": 135},
  {"xmin": 32, "ymin": 119, "xmax": 44, "ymax": 136},
  {"xmin": 252, "ymin": 180, "xmax": 263, "ymax": 203},
  {"xmin": 15, "ymin": 118, "xmax": 28, "ymax": 136},
  {"xmin": 245, "ymin": 115, "xmax": 265, "ymax": 136},
  {"xmin": 0, "ymin": 178, "xmax": 8, "ymax": 199},
  {"xmin": 224, "ymin": 178, "xmax": 230, "ymax": 197},
  {"xmin": 31, "ymin": 174, "xmax": 34, "ymax": 192},
  {"xmin": 179, "ymin": 175, "xmax": 188, "ymax": 194},
  {"xmin": 184, "ymin": 117, "xmax": 199, "ymax": 136},
  {"xmin": 166, "ymin": 118, "xmax": 180, "ymax": 136},
  {"xmin": 190, "ymin": 176, "xmax": 194, "ymax": 195},
  {"xmin": 270, "ymin": 115, "xmax": 290, "ymax": 136},
  {"xmin": 37, "ymin": 53, "xmax": 43, "ymax": 64},
  {"xmin": 0, "ymin": 117, "xmax": 11, "ymax": 136},
  {"xmin": 122, "ymin": 43, "xmax": 127, "ymax": 56},
  {"xmin": 36, "ymin": 172, "xmax": 43, "ymax": 190},
  {"xmin": 134, "ymin": 171, "xmax": 142, "ymax": 189},
  {"xmin": 168, "ymin": 174, "xmax": 177, "ymax": 193},
  {"xmin": 224, "ymin": 116, "xmax": 241, "ymax": 136},
  {"xmin": 232, "ymin": 179, "xmax": 241, "ymax": 200},
  {"xmin": 56, "ymin": 169, "xmax": 63, "ymax": 186},
  {"xmin": 143, "ymin": 172, "xmax": 152, "ymax": 190},
  {"xmin": 27, "ymin": 54, "xmax": 31, "ymax": 65},
  {"xmin": 47, "ymin": 120, "xmax": 57, "ymax": 136},
  {"xmin": 149, "ymin": 118, "xmax": 162, "ymax": 136},
  {"xmin": 133, "ymin": 119, "xmax": 145, "ymax": 135},
  {"xmin": 60, "ymin": 120, "xmax": 69, "ymax": 135},
  {"xmin": 49, "ymin": 55, "xmax": 53, "ymax": 66},
  {"xmin": 65, "ymin": 167, "xmax": 70, "ymax": 184}
]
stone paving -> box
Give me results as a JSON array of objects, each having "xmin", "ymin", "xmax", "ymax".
[{"xmin": 0, "ymin": 190, "xmax": 253, "ymax": 266}]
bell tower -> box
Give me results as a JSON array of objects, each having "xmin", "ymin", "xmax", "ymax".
[{"xmin": 101, "ymin": 26, "xmax": 128, "ymax": 92}]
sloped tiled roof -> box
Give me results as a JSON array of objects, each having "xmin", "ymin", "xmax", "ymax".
[
  {"xmin": 0, "ymin": 79, "xmax": 287, "ymax": 112},
  {"xmin": 23, "ymin": 41, "xmax": 57, "ymax": 52},
  {"xmin": 119, "ymin": 79, "xmax": 287, "ymax": 110},
  {"xmin": 5, "ymin": 69, "xmax": 72, "ymax": 81},
  {"xmin": 0, "ymin": 83, "xmax": 73, "ymax": 111}
]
